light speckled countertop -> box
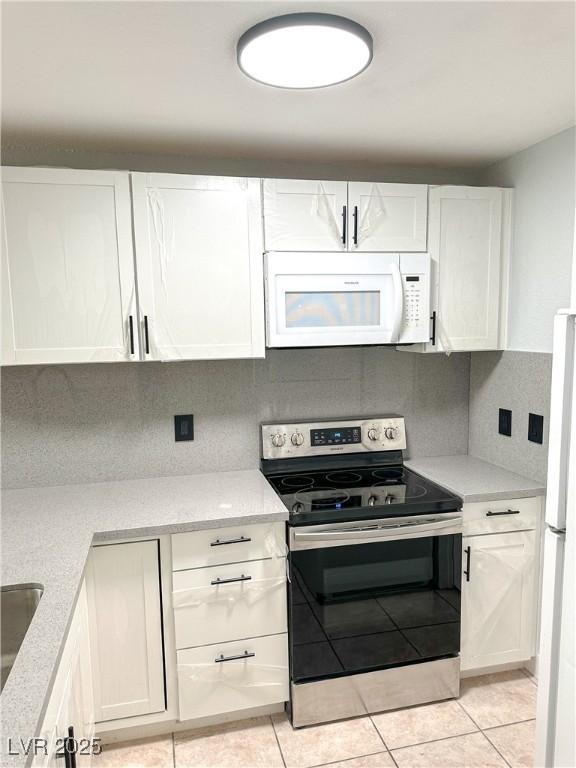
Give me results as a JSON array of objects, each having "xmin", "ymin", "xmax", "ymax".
[
  {"xmin": 0, "ymin": 470, "xmax": 288, "ymax": 768},
  {"xmin": 405, "ymin": 455, "xmax": 546, "ymax": 503}
]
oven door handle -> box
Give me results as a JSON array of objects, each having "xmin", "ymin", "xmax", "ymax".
[{"xmin": 292, "ymin": 516, "xmax": 462, "ymax": 545}]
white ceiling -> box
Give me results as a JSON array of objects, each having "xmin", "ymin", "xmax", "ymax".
[{"xmin": 2, "ymin": 0, "xmax": 575, "ymax": 167}]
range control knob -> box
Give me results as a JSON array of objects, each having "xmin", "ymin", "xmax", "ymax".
[
  {"xmin": 271, "ymin": 433, "xmax": 286, "ymax": 448},
  {"xmin": 291, "ymin": 432, "xmax": 305, "ymax": 446},
  {"xmin": 367, "ymin": 427, "xmax": 381, "ymax": 441},
  {"xmin": 385, "ymin": 427, "xmax": 399, "ymax": 440},
  {"xmin": 367, "ymin": 494, "xmax": 378, "ymax": 506}
]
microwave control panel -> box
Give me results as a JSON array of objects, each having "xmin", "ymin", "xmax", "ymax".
[
  {"xmin": 403, "ymin": 275, "xmax": 423, "ymax": 329},
  {"xmin": 261, "ymin": 416, "xmax": 407, "ymax": 460}
]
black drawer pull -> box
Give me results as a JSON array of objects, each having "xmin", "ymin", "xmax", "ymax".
[
  {"xmin": 210, "ymin": 575, "xmax": 252, "ymax": 586},
  {"xmin": 143, "ymin": 315, "xmax": 150, "ymax": 354},
  {"xmin": 215, "ymin": 651, "xmax": 255, "ymax": 663},
  {"xmin": 341, "ymin": 205, "xmax": 347, "ymax": 244},
  {"xmin": 128, "ymin": 315, "xmax": 135, "ymax": 355},
  {"xmin": 210, "ymin": 536, "xmax": 251, "ymax": 547},
  {"xmin": 486, "ymin": 509, "xmax": 521, "ymax": 517},
  {"xmin": 464, "ymin": 546, "xmax": 471, "ymax": 582}
]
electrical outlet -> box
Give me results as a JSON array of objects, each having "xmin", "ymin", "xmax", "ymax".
[
  {"xmin": 498, "ymin": 408, "xmax": 512, "ymax": 437},
  {"xmin": 528, "ymin": 413, "xmax": 544, "ymax": 444},
  {"xmin": 174, "ymin": 414, "xmax": 194, "ymax": 442}
]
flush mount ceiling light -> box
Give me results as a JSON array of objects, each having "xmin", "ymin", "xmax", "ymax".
[{"xmin": 237, "ymin": 13, "xmax": 373, "ymax": 89}]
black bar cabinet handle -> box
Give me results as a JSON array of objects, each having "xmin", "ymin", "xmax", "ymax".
[
  {"xmin": 128, "ymin": 315, "xmax": 135, "ymax": 355},
  {"xmin": 215, "ymin": 651, "xmax": 255, "ymax": 663},
  {"xmin": 341, "ymin": 205, "xmax": 347, "ymax": 245},
  {"xmin": 210, "ymin": 574, "xmax": 252, "ymax": 586},
  {"xmin": 430, "ymin": 311, "xmax": 437, "ymax": 345},
  {"xmin": 464, "ymin": 546, "xmax": 471, "ymax": 582},
  {"xmin": 486, "ymin": 509, "xmax": 521, "ymax": 517},
  {"xmin": 353, "ymin": 205, "xmax": 359, "ymax": 245},
  {"xmin": 210, "ymin": 535, "xmax": 251, "ymax": 547},
  {"xmin": 66, "ymin": 726, "xmax": 77, "ymax": 768},
  {"xmin": 143, "ymin": 315, "xmax": 150, "ymax": 355}
]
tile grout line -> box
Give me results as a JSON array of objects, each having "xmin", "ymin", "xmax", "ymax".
[
  {"xmin": 171, "ymin": 731, "xmax": 176, "ymax": 768},
  {"xmin": 386, "ymin": 726, "xmax": 480, "ymax": 752},
  {"xmin": 270, "ymin": 713, "xmax": 288, "ymax": 768},
  {"xmin": 309, "ymin": 748, "xmax": 393, "ymax": 768},
  {"xmin": 453, "ymin": 699, "xmax": 512, "ymax": 768},
  {"xmin": 368, "ymin": 713, "xmax": 389, "ymax": 751},
  {"xmin": 483, "ymin": 717, "xmax": 537, "ymax": 732}
]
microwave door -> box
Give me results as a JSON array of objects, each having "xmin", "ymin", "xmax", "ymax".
[{"xmin": 271, "ymin": 274, "xmax": 399, "ymax": 347}]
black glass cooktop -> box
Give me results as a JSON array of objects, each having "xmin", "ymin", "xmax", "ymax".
[{"xmin": 267, "ymin": 465, "xmax": 461, "ymax": 525}]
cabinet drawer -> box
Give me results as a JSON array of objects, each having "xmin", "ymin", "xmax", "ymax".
[
  {"xmin": 463, "ymin": 496, "xmax": 542, "ymax": 536},
  {"xmin": 173, "ymin": 557, "xmax": 287, "ymax": 649},
  {"xmin": 172, "ymin": 522, "xmax": 286, "ymax": 571},
  {"xmin": 177, "ymin": 633, "xmax": 289, "ymax": 721}
]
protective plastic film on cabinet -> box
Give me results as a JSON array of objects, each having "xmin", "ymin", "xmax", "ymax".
[
  {"xmin": 131, "ymin": 173, "xmax": 265, "ymax": 361},
  {"xmin": 461, "ymin": 530, "xmax": 536, "ymax": 671},
  {"xmin": 172, "ymin": 561, "xmax": 287, "ymax": 649},
  {"xmin": 176, "ymin": 634, "xmax": 289, "ymax": 721},
  {"xmin": 262, "ymin": 179, "xmax": 348, "ymax": 252},
  {"xmin": 1, "ymin": 167, "xmax": 138, "ymax": 365}
]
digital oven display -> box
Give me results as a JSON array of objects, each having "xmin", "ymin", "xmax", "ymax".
[{"xmin": 310, "ymin": 426, "xmax": 361, "ymax": 446}]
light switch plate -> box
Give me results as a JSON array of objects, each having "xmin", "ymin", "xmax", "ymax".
[
  {"xmin": 499, "ymin": 408, "xmax": 512, "ymax": 437},
  {"xmin": 175, "ymin": 414, "xmax": 194, "ymax": 442},
  {"xmin": 528, "ymin": 413, "xmax": 544, "ymax": 444}
]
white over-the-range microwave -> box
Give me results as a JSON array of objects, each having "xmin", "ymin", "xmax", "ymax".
[{"xmin": 264, "ymin": 252, "xmax": 431, "ymax": 348}]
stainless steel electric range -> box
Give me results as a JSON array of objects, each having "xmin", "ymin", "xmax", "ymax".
[{"xmin": 260, "ymin": 416, "xmax": 463, "ymax": 728}]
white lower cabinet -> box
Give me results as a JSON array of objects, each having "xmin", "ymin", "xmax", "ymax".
[
  {"xmin": 35, "ymin": 581, "xmax": 94, "ymax": 767},
  {"xmin": 86, "ymin": 540, "xmax": 165, "ymax": 722},
  {"xmin": 177, "ymin": 634, "xmax": 289, "ymax": 721},
  {"xmin": 171, "ymin": 523, "xmax": 289, "ymax": 724},
  {"xmin": 461, "ymin": 500, "xmax": 540, "ymax": 672},
  {"xmin": 173, "ymin": 557, "xmax": 287, "ymax": 649}
]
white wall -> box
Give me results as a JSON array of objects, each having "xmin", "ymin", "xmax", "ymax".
[
  {"xmin": 480, "ymin": 127, "xmax": 575, "ymax": 352},
  {"xmin": 0, "ymin": 140, "xmax": 478, "ymax": 185}
]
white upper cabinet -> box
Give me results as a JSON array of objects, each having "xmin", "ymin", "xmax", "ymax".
[
  {"xmin": 1, "ymin": 167, "xmax": 138, "ymax": 365},
  {"xmin": 132, "ymin": 173, "xmax": 265, "ymax": 361},
  {"xmin": 399, "ymin": 185, "xmax": 510, "ymax": 353},
  {"xmin": 263, "ymin": 179, "xmax": 348, "ymax": 251},
  {"xmin": 348, "ymin": 182, "xmax": 428, "ymax": 251},
  {"xmin": 263, "ymin": 179, "xmax": 428, "ymax": 252}
]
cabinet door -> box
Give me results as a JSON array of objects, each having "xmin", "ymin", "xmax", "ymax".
[
  {"xmin": 86, "ymin": 541, "xmax": 165, "ymax": 722},
  {"xmin": 262, "ymin": 178, "xmax": 348, "ymax": 251},
  {"xmin": 348, "ymin": 183, "xmax": 427, "ymax": 251},
  {"xmin": 37, "ymin": 581, "xmax": 94, "ymax": 768},
  {"xmin": 428, "ymin": 186, "xmax": 503, "ymax": 351},
  {"xmin": 132, "ymin": 173, "xmax": 264, "ymax": 361},
  {"xmin": 461, "ymin": 530, "xmax": 536, "ymax": 672},
  {"xmin": 1, "ymin": 167, "xmax": 137, "ymax": 365}
]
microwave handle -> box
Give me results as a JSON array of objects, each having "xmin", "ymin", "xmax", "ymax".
[{"xmin": 391, "ymin": 262, "xmax": 404, "ymax": 342}]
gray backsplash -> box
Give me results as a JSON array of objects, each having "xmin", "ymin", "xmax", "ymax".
[
  {"xmin": 1, "ymin": 348, "xmax": 471, "ymax": 489},
  {"xmin": 468, "ymin": 351, "xmax": 552, "ymax": 483}
]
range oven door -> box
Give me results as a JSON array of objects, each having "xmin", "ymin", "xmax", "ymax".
[
  {"xmin": 265, "ymin": 251, "xmax": 430, "ymax": 347},
  {"xmin": 288, "ymin": 514, "xmax": 462, "ymax": 684}
]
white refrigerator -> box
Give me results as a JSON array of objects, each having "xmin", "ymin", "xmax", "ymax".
[{"xmin": 535, "ymin": 308, "xmax": 576, "ymax": 767}]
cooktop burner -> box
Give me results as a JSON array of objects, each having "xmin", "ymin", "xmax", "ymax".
[{"xmin": 267, "ymin": 465, "xmax": 460, "ymax": 525}]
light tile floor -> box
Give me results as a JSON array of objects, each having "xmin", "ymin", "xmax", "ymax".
[{"xmin": 97, "ymin": 670, "xmax": 538, "ymax": 768}]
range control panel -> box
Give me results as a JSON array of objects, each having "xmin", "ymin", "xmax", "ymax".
[{"xmin": 261, "ymin": 416, "xmax": 407, "ymax": 460}]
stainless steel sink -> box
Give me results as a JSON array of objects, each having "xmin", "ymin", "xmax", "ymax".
[{"xmin": 1, "ymin": 584, "xmax": 43, "ymax": 692}]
